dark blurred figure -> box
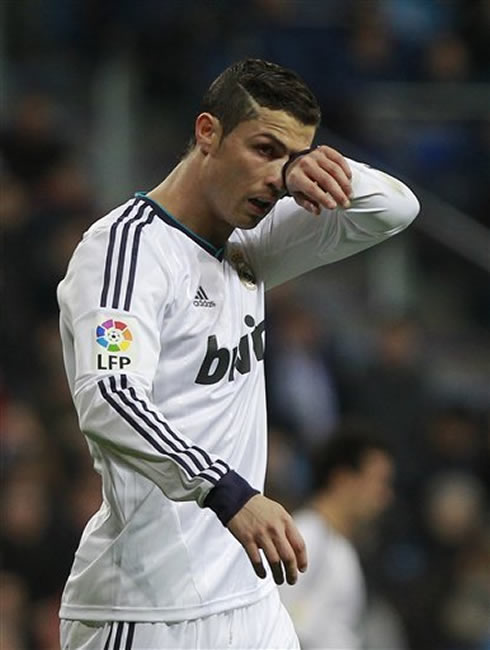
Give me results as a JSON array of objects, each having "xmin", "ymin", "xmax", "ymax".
[
  {"xmin": 266, "ymin": 290, "xmax": 341, "ymax": 452},
  {"xmin": 351, "ymin": 316, "xmax": 429, "ymax": 493},
  {"xmin": 265, "ymin": 425, "xmax": 313, "ymax": 512},
  {"xmin": 422, "ymin": 405, "xmax": 485, "ymax": 483},
  {"xmin": 380, "ymin": 471, "xmax": 488, "ymax": 650},
  {"xmin": 0, "ymin": 93, "xmax": 71, "ymax": 186},
  {"xmin": 0, "ymin": 476, "xmax": 76, "ymax": 604},
  {"xmin": 0, "ymin": 571, "xmax": 30, "ymax": 650},
  {"xmin": 1, "ymin": 92, "xmax": 94, "ymax": 397},
  {"xmin": 439, "ymin": 525, "xmax": 490, "ymax": 650}
]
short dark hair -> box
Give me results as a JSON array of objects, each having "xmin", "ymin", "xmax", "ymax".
[
  {"xmin": 189, "ymin": 58, "xmax": 321, "ymax": 148},
  {"xmin": 313, "ymin": 423, "xmax": 392, "ymax": 491}
]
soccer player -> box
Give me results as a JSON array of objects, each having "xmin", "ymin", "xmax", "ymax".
[
  {"xmin": 279, "ymin": 429, "xmax": 395, "ymax": 649},
  {"xmin": 57, "ymin": 59, "xmax": 419, "ymax": 649}
]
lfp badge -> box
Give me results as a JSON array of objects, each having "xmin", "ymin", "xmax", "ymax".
[{"xmin": 96, "ymin": 318, "xmax": 133, "ymax": 370}]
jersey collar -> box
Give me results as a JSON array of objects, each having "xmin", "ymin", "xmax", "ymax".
[{"xmin": 134, "ymin": 192, "xmax": 225, "ymax": 261}]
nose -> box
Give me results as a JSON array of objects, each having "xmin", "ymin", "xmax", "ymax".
[{"xmin": 265, "ymin": 158, "xmax": 288, "ymax": 196}]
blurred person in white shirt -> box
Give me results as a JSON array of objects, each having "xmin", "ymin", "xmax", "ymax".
[{"xmin": 280, "ymin": 424, "xmax": 395, "ymax": 649}]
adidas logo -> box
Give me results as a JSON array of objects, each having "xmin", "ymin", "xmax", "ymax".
[{"xmin": 193, "ymin": 286, "xmax": 216, "ymax": 308}]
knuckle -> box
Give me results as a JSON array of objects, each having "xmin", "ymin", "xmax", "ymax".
[
  {"xmin": 282, "ymin": 551, "xmax": 295, "ymax": 564},
  {"xmin": 265, "ymin": 521, "xmax": 281, "ymax": 537},
  {"xmin": 256, "ymin": 530, "xmax": 267, "ymax": 545},
  {"xmin": 294, "ymin": 539, "xmax": 306, "ymax": 554},
  {"xmin": 297, "ymin": 157, "xmax": 312, "ymax": 173},
  {"xmin": 280, "ymin": 510, "xmax": 292, "ymax": 523},
  {"xmin": 242, "ymin": 531, "xmax": 255, "ymax": 545}
]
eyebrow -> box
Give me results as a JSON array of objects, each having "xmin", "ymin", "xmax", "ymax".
[{"xmin": 254, "ymin": 133, "xmax": 290, "ymax": 155}]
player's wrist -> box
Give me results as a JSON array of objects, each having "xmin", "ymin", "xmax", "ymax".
[
  {"xmin": 281, "ymin": 147, "xmax": 315, "ymax": 196},
  {"xmin": 203, "ymin": 470, "xmax": 259, "ymax": 525}
]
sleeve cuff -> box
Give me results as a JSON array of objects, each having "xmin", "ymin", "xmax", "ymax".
[{"xmin": 203, "ymin": 470, "xmax": 259, "ymax": 526}]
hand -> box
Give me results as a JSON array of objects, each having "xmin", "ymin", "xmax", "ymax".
[
  {"xmin": 227, "ymin": 493, "xmax": 307, "ymax": 586},
  {"xmin": 284, "ymin": 145, "xmax": 352, "ymax": 214}
]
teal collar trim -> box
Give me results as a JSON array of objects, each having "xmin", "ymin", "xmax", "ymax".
[{"xmin": 134, "ymin": 192, "xmax": 225, "ymax": 261}]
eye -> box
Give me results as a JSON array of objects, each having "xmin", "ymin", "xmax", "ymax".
[{"xmin": 255, "ymin": 143, "xmax": 275, "ymax": 158}]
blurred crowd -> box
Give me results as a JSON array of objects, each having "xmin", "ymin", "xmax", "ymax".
[{"xmin": 1, "ymin": 1, "xmax": 489, "ymax": 649}]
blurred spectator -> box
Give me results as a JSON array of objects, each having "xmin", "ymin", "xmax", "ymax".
[
  {"xmin": 424, "ymin": 472, "xmax": 485, "ymax": 550},
  {"xmin": 423, "ymin": 33, "xmax": 471, "ymax": 81},
  {"xmin": 265, "ymin": 425, "xmax": 312, "ymax": 511},
  {"xmin": 440, "ymin": 526, "xmax": 490, "ymax": 649},
  {"xmin": 351, "ymin": 316, "xmax": 429, "ymax": 492},
  {"xmin": 32, "ymin": 596, "xmax": 66, "ymax": 650},
  {"xmin": 422, "ymin": 405, "xmax": 485, "ymax": 482},
  {"xmin": 0, "ymin": 571, "xmax": 30, "ymax": 650},
  {"xmin": 0, "ymin": 93, "xmax": 72, "ymax": 186},
  {"xmin": 266, "ymin": 293, "xmax": 341, "ymax": 451},
  {"xmin": 279, "ymin": 425, "xmax": 399, "ymax": 649},
  {"xmin": 379, "ymin": 471, "xmax": 488, "ymax": 650},
  {"xmin": 0, "ymin": 477, "xmax": 76, "ymax": 603}
]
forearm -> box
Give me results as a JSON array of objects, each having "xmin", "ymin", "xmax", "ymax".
[
  {"xmin": 345, "ymin": 158, "xmax": 420, "ymax": 234},
  {"xmin": 249, "ymin": 157, "xmax": 419, "ymax": 289},
  {"xmin": 76, "ymin": 373, "xmax": 257, "ymax": 518}
]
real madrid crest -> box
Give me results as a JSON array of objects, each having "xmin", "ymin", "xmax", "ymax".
[{"xmin": 228, "ymin": 246, "xmax": 257, "ymax": 290}]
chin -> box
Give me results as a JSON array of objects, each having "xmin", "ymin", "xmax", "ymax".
[{"xmin": 236, "ymin": 213, "xmax": 266, "ymax": 230}]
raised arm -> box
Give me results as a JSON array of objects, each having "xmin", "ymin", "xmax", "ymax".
[{"xmin": 246, "ymin": 147, "xmax": 420, "ymax": 289}]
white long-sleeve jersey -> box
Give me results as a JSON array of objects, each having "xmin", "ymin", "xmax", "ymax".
[{"xmin": 57, "ymin": 159, "xmax": 419, "ymax": 623}]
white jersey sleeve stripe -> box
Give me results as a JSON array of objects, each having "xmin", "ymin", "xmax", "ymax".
[
  {"xmin": 215, "ymin": 459, "xmax": 231, "ymax": 472},
  {"xmin": 111, "ymin": 203, "xmax": 150, "ymax": 309},
  {"xmin": 123, "ymin": 381, "xmax": 228, "ymax": 479},
  {"xmin": 100, "ymin": 199, "xmax": 140, "ymax": 308},
  {"xmin": 121, "ymin": 384, "xmax": 230, "ymax": 478},
  {"xmin": 108, "ymin": 375, "xmax": 218, "ymax": 478},
  {"xmin": 100, "ymin": 375, "xmax": 228, "ymax": 482},
  {"xmin": 123, "ymin": 211, "xmax": 156, "ymax": 311},
  {"xmin": 120, "ymin": 374, "xmax": 229, "ymax": 474},
  {"xmin": 98, "ymin": 376, "xmax": 203, "ymax": 481}
]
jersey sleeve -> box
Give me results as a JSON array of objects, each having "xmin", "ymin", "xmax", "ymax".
[
  {"xmin": 246, "ymin": 159, "xmax": 420, "ymax": 290},
  {"xmin": 57, "ymin": 199, "xmax": 257, "ymax": 524}
]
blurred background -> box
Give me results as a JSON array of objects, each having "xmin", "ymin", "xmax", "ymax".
[{"xmin": 0, "ymin": 1, "xmax": 489, "ymax": 648}]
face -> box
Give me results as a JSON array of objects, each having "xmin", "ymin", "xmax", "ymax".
[
  {"xmin": 348, "ymin": 450, "xmax": 394, "ymax": 523},
  {"xmin": 197, "ymin": 107, "xmax": 316, "ymax": 231}
]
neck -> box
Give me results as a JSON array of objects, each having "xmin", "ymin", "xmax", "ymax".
[
  {"xmin": 147, "ymin": 153, "xmax": 233, "ymax": 248},
  {"xmin": 312, "ymin": 493, "xmax": 356, "ymax": 539}
]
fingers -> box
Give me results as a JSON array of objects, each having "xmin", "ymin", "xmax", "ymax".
[
  {"xmin": 240, "ymin": 526, "xmax": 305, "ymax": 585},
  {"xmin": 315, "ymin": 146, "xmax": 352, "ymax": 200},
  {"xmin": 296, "ymin": 177, "xmax": 341, "ymax": 211},
  {"xmin": 317, "ymin": 145, "xmax": 352, "ymax": 180},
  {"xmin": 286, "ymin": 521, "xmax": 308, "ymax": 575},
  {"xmin": 244, "ymin": 541, "xmax": 267, "ymax": 579},
  {"xmin": 293, "ymin": 191, "xmax": 321, "ymax": 215},
  {"xmin": 285, "ymin": 145, "xmax": 353, "ymax": 211},
  {"xmin": 243, "ymin": 539, "xmax": 284, "ymax": 583},
  {"xmin": 226, "ymin": 494, "xmax": 307, "ymax": 586},
  {"xmin": 259, "ymin": 538, "xmax": 286, "ymax": 585},
  {"xmin": 258, "ymin": 526, "xmax": 307, "ymax": 586}
]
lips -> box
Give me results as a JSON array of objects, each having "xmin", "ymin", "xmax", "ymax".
[{"xmin": 249, "ymin": 197, "xmax": 274, "ymax": 213}]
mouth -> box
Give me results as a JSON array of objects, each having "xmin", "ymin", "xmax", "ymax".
[{"xmin": 248, "ymin": 197, "xmax": 274, "ymax": 215}]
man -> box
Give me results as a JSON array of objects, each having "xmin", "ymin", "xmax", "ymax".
[
  {"xmin": 57, "ymin": 58, "xmax": 419, "ymax": 649},
  {"xmin": 279, "ymin": 428, "xmax": 395, "ymax": 649}
]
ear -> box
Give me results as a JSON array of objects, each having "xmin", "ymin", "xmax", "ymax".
[{"xmin": 195, "ymin": 113, "xmax": 222, "ymax": 155}]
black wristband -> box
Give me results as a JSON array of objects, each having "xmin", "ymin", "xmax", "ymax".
[
  {"xmin": 281, "ymin": 147, "xmax": 315, "ymax": 196},
  {"xmin": 203, "ymin": 470, "xmax": 259, "ymax": 526}
]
